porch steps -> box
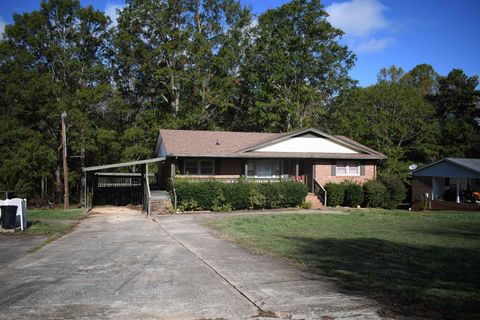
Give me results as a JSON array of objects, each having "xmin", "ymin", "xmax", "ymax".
[
  {"xmin": 150, "ymin": 190, "xmax": 173, "ymax": 214},
  {"xmin": 306, "ymin": 192, "xmax": 323, "ymax": 209}
]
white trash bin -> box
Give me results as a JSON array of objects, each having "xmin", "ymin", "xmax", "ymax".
[{"xmin": 0, "ymin": 198, "xmax": 27, "ymax": 230}]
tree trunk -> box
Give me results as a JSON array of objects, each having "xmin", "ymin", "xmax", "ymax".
[
  {"xmin": 55, "ymin": 166, "xmax": 62, "ymax": 204},
  {"xmin": 170, "ymin": 75, "xmax": 180, "ymax": 116},
  {"xmin": 40, "ymin": 176, "xmax": 46, "ymax": 207}
]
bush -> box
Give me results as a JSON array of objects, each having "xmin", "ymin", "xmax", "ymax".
[
  {"xmin": 363, "ymin": 180, "xmax": 387, "ymax": 208},
  {"xmin": 222, "ymin": 181, "xmax": 250, "ymax": 210},
  {"xmin": 342, "ymin": 181, "xmax": 364, "ymax": 207},
  {"xmin": 173, "ymin": 179, "xmax": 308, "ymax": 211},
  {"xmin": 324, "ymin": 182, "xmax": 344, "ymax": 207},
  {"xmin": 174, "ymin": 179, "xmax": 222, "ymax": 210},
  {"xmin": 283, "ymin": 181, "xmax": 309, "ymax": 207},
  {"xmin": 379, "ymin": 175, "xmax": 406, "ymax": 209}
]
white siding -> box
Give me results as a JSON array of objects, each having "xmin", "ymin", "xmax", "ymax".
[{"xmin": 256, "ymin": 137, "xmax": 358, "ymax": 153}]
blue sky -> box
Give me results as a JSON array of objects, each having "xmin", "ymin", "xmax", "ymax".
[{"xmin": 1, "ymin": 0, "xmax": 478, "ymax": 86}]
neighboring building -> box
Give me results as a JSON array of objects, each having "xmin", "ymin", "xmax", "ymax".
[
  {"xmin": 411, "ymin": 158, "xmax": 480, "ymax": 207},
  {"xmin": 155, "ymin": 128, "xmax": 386, "ymax": 202}
]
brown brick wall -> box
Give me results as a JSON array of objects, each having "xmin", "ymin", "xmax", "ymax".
[
  {"xmin": 315, "ymin": 160, "xmax": 376, "ymax": 186},
  {"xmin": 412, "ymin": 176, "xmax": 432, "ymax": 202}
]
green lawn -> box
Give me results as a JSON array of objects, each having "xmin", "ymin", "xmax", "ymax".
[
  {"xmin": 22, "ymin": 208, "xmax": 85, "ymax": 241},
  {"xmin": 211, "ymin": 209, "xmax": 480, "ymax": 319}
]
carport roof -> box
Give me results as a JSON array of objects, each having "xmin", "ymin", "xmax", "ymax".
[
  {"xmin": 411, "ymin": 158, "xmax": 480, "ymax": 178},
  {"xmin": 83, "ymin": 157, "xmax": 165, "ymax": 172}
]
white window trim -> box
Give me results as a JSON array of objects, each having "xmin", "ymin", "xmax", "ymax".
[
  {"xmin": 183, "ymin": 159, "xmax": 215, "ymax": 175},
  {"xmin": 336, "ymin": 161, "xmax": 360, "ymax": 176}
]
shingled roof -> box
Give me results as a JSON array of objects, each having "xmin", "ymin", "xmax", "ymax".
[{"xmin": 156, "ymin": 128, "xmax": 387, "ymax": 160}]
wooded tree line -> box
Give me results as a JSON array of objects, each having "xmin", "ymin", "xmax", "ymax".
[{"xmin": 0, "ymin": 0, "xmax": 478, "ymax": 204}]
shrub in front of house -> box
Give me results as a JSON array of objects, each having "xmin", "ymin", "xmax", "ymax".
[
  {"xmin": 221, "ymin": 181, "xmax": 250, "ymax": 210},
  {"xmin": 174, "ymin": 179, "xmax": 222, "ymax": 210},
  {"xmin": 283, "ymin": 181, "xmax": 310, "ymax": 208},
  {"xmin": 341, "ymin": 181, "xmax": 364, "ymax": 207},
  {"xmin": 324, "ymin": 182, "xmax": 345, "ymax": 207},
  {"xmin": 173, "ymin": 179, "xmax": 307, "ymax": 211},
  {"xmin": 379, "ymin": 175, "xmax": 407, "ymax": 209},
  {"xmin": 363, "ymin": 180, "xmax": 387, "ymax": 208}
]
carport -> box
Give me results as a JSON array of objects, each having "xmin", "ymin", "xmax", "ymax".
[
  {"xmin": 82, "ymin": 157, "xmax": 165, "ymax": 214},
  {"xmin": 411, "ymin": 158, "xmax": 480, "ymax": 205}
]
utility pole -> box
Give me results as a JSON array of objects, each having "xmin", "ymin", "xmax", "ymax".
[{"xmin": 61, "ymin": 112, "xmax": 69, "ymax": 209}]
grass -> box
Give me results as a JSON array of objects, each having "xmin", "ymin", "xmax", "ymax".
[
  {"xmin": 18, "ymin": 209, "xmax": 86, "ymax": 250},
  {"xmin": 211, "ymin": 209, "xmax": 480, "ymax": 319}
]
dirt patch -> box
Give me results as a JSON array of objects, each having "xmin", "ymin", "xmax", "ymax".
[{"xmin": 88, "ymin": 206, "xmax": 143, "ymax": 216}]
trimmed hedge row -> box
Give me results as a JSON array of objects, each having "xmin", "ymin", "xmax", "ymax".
[
  {"xmin": 324, "ymin": 176, "xmax": 406, "ymax": 209},
  {"xmin": 173, "ymin": 179, "xmax": 308, "ymax": 212}
]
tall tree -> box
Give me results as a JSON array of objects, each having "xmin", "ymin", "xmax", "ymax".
[
  {"xmin": 430, "ymin": 69, "xmax": 480, "ymax": 157},
  {"xmin": 377, "ymin": 66, "xmax": 405, "ymax": 84},
  {"xmin": 113, "ymin": 0, "xmax": 252, "ymax": 159},
  {"xmin": 401, "ymin": 64, "xmax": 439, "ymax": 96},
  {"xmin": 0, "ymin": 0, "xmax": 112, "ymax": 202},
  {"xmin": 240, "ymin": 0, "xmax": 355, "ymax": 132},
  {"xmin": 328, "ymin": 81, "xmax": 439, "ymax": 177}
]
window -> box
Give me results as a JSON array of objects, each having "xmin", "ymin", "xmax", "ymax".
[
  {"xmin": 183, "ymin": 159, "xmax": 215, "ymax": 175},
  {"xmin": 247, "ymin": 160, "xmax": 282, "ymax": 177},
  {"xmin": 200, "ymin": 160, "xmax": 214, "ymax": 174},
  {"xmin": 336, "ymin": 161, "xmax": 360, "ymax": 176},
  {"xmin": 185, "ymin": 160, "xmax": 199, "ymax": 174}
]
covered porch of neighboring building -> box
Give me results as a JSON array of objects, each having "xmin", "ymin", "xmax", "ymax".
[{"xmin": 411, "ymin": 158, "xmax": 480, "ymax": 209}]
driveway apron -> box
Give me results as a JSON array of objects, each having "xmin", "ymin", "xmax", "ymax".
[{"xmin": 0, "ymin": 208, "xmax": 256, "ymax": 320}]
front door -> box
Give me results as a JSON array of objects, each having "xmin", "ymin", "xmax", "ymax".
[{"xmin": 303, "ymin": 160, "xmax": 314, "ymax": 192}]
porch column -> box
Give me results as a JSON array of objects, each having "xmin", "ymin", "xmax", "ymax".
[
  {"xmin": 295, "ymin": 161, "xmax": 299, "ymax": 182},
  {"xmin": 244, "ymin": 162, "xmax": 248, "ymax": 180},
  {"xmin": 456, "ymin": 179, "xmax": 460, "ymax": 204},
  {"xmin": 170, "ymin": 161, "xmax": 176, "ymax": 178},
  {"xmin": 312, "ymin": 162, "xmax": 316, "ymax": 191},
  {"xmin": 431, "ymin": 177, "xmax": 435, "ymax": 200}
]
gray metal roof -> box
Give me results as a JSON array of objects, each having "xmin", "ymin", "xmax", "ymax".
[
  {"xmin": 447, "ymin": 158, "xmax": 480, "ymax": 173},
  {"xmin": 411, "ymin": 158, "xmax": 480, "ymax": 178},
  {"xmin": 83, "ymin": 157, "xmax": 166, "ymax": 172}
]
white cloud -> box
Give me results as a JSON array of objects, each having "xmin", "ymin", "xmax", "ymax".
[
  {"xmin": 326, "ymin": 0, "xmax": 388, "ymax": 37},
  {"xmin": 326, "ymin": 0, "xmax": 394, "ymax": 53},
  {"xmin": 105, "ymin": 2, "xmax": 125, "ymax": 28},
  {"xmin": 0, "ymin": 16, "xmax": 6, "ymax": 40},
  {"xmin": 354, "ymin": 37, "xmax": 395, "ymax": 53}
]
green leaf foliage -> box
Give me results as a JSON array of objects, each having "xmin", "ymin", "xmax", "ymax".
[{"xmin": 173, "ymin": 179, "xmax": 307, "ymax": 211}]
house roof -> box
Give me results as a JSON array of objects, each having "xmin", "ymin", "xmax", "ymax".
[
  {"xmin": 157, "ymin": 128, "xmax": 387, "ymax": 160},
  {"xmin": 411, "ymin": 158, "xmax": 480, "ymax": 178}
]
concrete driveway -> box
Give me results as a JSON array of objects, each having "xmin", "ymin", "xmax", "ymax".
[
  {"xmin": 0, "ymin": 235, "xmax": 46, "ymax": 269},
  {"xmin": 0, "ymin": 207, "xmax": 387, "ymax": 320}
]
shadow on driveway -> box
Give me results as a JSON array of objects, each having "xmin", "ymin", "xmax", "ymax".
[{"xmin": 0, "ymin": 235, "xmax": 46, "ymax": 269}]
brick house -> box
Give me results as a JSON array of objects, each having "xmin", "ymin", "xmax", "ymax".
[{"xmin": 155, "ymin": 128, "xmax": 386, "ymax": 205}]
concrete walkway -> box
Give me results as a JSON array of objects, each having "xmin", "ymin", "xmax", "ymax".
[{"xmin": 0, "ymin": 207, "xmax": 387, "ymax": 319}]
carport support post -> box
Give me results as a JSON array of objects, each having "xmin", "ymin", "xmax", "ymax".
[
  {"xmin": 83, "ymin": 172, "xmax": 87, "ymax": 209},
  {"xmin": 141, "ymin": 164, "xmax": 145, "ymax": 208}
]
